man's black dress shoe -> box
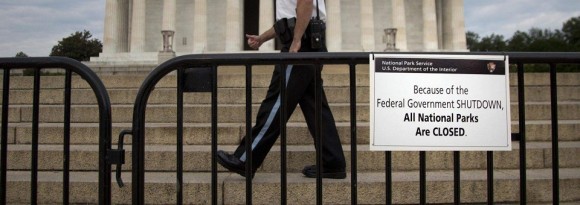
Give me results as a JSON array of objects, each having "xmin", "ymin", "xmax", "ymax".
[
  {"xmin": 216, "ymin": 150, "xmax": 254, "ymax": 179},
  {"xmin": 302, "ymin": 165, "xmax": 346, "ymax": 179}
]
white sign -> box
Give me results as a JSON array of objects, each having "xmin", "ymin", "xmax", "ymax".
[{"xmin": 369, "ymin": 54, "xmax": 511, "ymax": 151}]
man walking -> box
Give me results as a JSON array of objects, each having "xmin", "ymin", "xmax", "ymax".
[{"xmin": 216, "ymin": 0, "xmax": 346, "ymax": 179}]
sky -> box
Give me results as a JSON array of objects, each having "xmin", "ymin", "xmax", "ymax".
[{"xmin": 0, "ymin": 0, "xmax": 579, "ymax": 57}]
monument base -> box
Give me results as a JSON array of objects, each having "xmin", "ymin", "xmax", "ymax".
[{"xmin": 158, "ymin": 51, "xmax": 176, "ymax": 64}]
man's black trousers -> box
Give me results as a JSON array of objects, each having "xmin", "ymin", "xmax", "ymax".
[{"xmin": 233, "ymin": 50, "xmax": 346, "ymax": 173}]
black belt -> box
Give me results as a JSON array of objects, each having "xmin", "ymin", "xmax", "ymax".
[
  {"xmin": 274, "ymin": 18, "xmax": 297, "ymax": 44},
  {"xmin": 274, "ymin": 17, "xmax": 325, "ymax": 48},
  {"xmin": 286, "ymin": 18, "xmax": 296, "ymax": 30}
]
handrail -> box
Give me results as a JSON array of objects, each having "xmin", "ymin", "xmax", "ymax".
[
  {"xmin": 0, "ymin": 57, "xmax": 114, "ymax": 205},
  {"xmin": 1, "ymin": 52, "xmax": 578, "ymax": 204},
  {"xmin": 126, "ymin": 51, "xmax": 579, "ymax": 205}
]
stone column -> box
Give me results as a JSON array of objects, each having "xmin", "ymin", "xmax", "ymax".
[
  {"xmin": 326, "ymin": 0, "xmax": 341, "ymax": 51},
  {"xmin": 162, "ymin": 0, "xmax": 176, "ymax": 31},
  {"xmin": 442, "ymin": 0, "xmax": 467, "ymax": 51},
  {"xmin": 451, "ymin": 0, "xmax": 467, "ymax": 50},
  {"xmin": 422, "ymin": 0, "xmax": 438, "ymax": 51},
  {"xmin": 130, "ymin": 0, "xmax": 146, "ymax": 53},
  {"xmin": 259, "ymin": 0, "xmax": 275, "ymax": 51},
  {"xmin": 360, "ymin": 0, "xmax": 375, "ymax": 51},
  {"xmin": 225, "ymin": 0, "xmax": 242, "ymax": 52},
  {"xmin": 193, "ymin": 0, "xmax": 207, "ymax": 53},
  {"xmin": 161, "ymin": 0, "xmax": 176, "ymax": 52},
  {"xmin": 436, "ymin": 0, "xmax": 443, "ymax": 49},
  {"xmin": 103, "ymin": 0, "xmax": 119, "ymax": 53},
  {"xmin": 116, "ymin": 0, "xmax": 129, "ymax": 52},
  {"xmin": 392, "ymin": 0, "xmax": 407, "ymax": 51},
  {"xmin": 159, "ymin": 0, "xmax": 176, "ymax": 63}
]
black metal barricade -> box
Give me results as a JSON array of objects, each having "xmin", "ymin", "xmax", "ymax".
[
  {"xmin": 121, "ymin": 52, "xmax": 579, "ymax": 205},
  {"xmin": 0, "ymin": 57, "xmax": 117, "ymax": 205}
]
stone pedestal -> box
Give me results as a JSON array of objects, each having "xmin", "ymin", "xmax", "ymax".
[
  {"xmin": 383, "ymin": 28, "xmax": 399, "ymax": 51},
  {"xmin": 159, "ymin": 29, "xmax": 176, "ymax": 63},
  {"xmin": 158, "ymin": 51, "xmax": 176, "ymax": 64},
  {"xmin": 162, "ymin": 30, "xmax": 175, "ymax": 52}
]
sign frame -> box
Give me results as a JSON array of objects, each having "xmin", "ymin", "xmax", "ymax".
[{"xmin": 369, "ymin": 54, "xmax": 511, "ymax": 151}]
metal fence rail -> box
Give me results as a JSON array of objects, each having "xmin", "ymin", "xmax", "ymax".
[
  {"xmin": 0, "ymin": 57, "xmax": 115, "ymax": 205},
  {"xmin": 123, "ymin": 52, "xmax": 579, "ymax": 205},
  {"xmin": 3, "ymin": 52, "xmax": 577, "ymax": 204}
]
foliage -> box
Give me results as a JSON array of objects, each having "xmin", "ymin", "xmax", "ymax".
[
  {"xmin": 470, "ymin": 34, "xmax": 507, "ymax": 51},
  {"xmin": 467, "ymin": 16, "xmax": 580, "ymax": 52},
  {"xmin": 465, "ymin": 31, "xmax": 480, "ymax": 51},
  {"xmin": 50, "ymin": 30, "xmax": 102, "ymax": 61},
  {"xmin": 562, "ymin": 16, "xmax": 580, "ymax": 47},
  {"xmin": 14, "ymin": 51, "xmax": 36, "ymax": 75},
  {"xmin": 466, "ymin": 16, "xmax": 580, "ymax": 72},
  {"xmin": 15, "ymin": 51, "xmax": 28, "ymax": 57},
  {"xmin": 15, "ymin": 50, "xmax": 62, "ymax": 76}
]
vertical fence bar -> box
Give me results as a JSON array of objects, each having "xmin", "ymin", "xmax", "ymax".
[
  {"xmin": 31, "ymin": 68, "xmax": 41, "ymax": 203},
  {"xmin": 245, "ymin": 65, "xmax": 253, "ymax": 205},
  {"xmin": 315, "ymin": 64, "xmax": 323, "ymax": 205},
  {"xmin": 419, "ymin": 151, "xmax": 426, "ymax": 205},
  {"xmin": 1, "ymin": 68, "xmax": 10, "ymax": 205},
  {"xmin": 549, "ymin": 63, "xmax": 559, "ymax": 203},
  {"xmin": 349, "ymin": 63, "xmax": 357, "ymax": 205},
  {"xmin": 453, "ymin": 151, "xmax": 460, "ymax": 205},
  {"xmin": 385, "ymin": 151, "xmax": 392, "ymax": 205},
  {"xmin": 211, "ymin": 65, "xmax": 218, "ymax": 205},
  {"xmin": 130, "ymin": 60, "xmax": 173, "ymax": 205},
  {"xmin": 517, "ymin": 62, "xmax": 526, "ymax": 204},
  {"xmin": 63, "ymin": 70, "xmax": 72, "ymax": 205},
  {"xmin": 280, "ymin": 64, "xmax": 288, "ymax": 205},
  {"xmin": 487, "ymin": 151, "xmax": 493, "ymax": 205},
  {"xmin": 177, "ymin": 68, "xmax": 184, "ymax": 205}
]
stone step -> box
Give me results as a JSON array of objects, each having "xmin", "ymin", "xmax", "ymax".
[
  {"xmin": 221, "ymin": 168, "xmax": 580, "ymax": 204},
  {"xmin": 6, "ymin": 102, "xmax": 580, "ymax": 123},
  {"xmin": 5, "ymin": 168, "xmax": 580, "ymax": 204},
  {"xmin": 2, "ymin": 87, "xmax": 368, "ymax": 105},
  {"xmin": 4, "ymin": 142, "xmax": 579, "ymax": 172},
  {"xmin": 4, "ymin": 70, "xmax": 579, "ymax": 90},
  {"xmin": 6, "ymin": 120, "xmax": 580, "ymax": 145},
  {"xmin": 5, "ymin": 72, "xmax": 372, "ymax": 90},
  {"xmin": 3, "ymin": 85, "xmax": 579, "ymax": 105}
]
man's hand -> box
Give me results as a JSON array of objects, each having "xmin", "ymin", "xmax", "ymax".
[
  {"xmin": 246, "ymin": 27, "xmax": 276, "ymax": 50},
  {"xmin": 246, "ymin": 34, "xmax": 263, "ymax": 50},
  {"xmin": 289, "ymin": 39, "xmax": 302, "ymax": 53}
]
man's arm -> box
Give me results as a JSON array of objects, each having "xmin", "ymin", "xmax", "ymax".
[
  {"xmin": 290, "ymin": 0, "xmax": 313, "ymax": 52},
  {"xmin": 246, "ymin": 27, "xmax": 276, "ymax": 50}
]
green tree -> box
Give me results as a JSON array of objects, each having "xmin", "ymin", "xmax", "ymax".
[
  {"xmin": 16, "ymin": 51, "xmax": 34, "ymax": 75},
  {"xmin": 15, "ymin": 51, "xmax": 28, "ymax": 57},
  {"xmin": 562, "ymin": 16, "xmax": 580, "ymax": 49},
  {"xmin": 50, "ymin": 30, "xmax": 102, "ymax": 61},
  {"xmin": 477, "ymin": 34, "xmax": 506, "ymax": 51},
  {"xmin": 466, "ymin": 16, "xmax": 579, "ymax": 72},
  {"xmin": 465, "ymin": 31, "xmax": 480, "ymax": 51},
  {"xmin": 465, "ymin": 31, "xmax": 507, "ymax": 51},
  {"xmin": 525, "ymin": 28, "xmax": 570, "ymax": 51},
  {"xmin": 506, "ymin": 31, "xmax": 529, "ymax": 51}
]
